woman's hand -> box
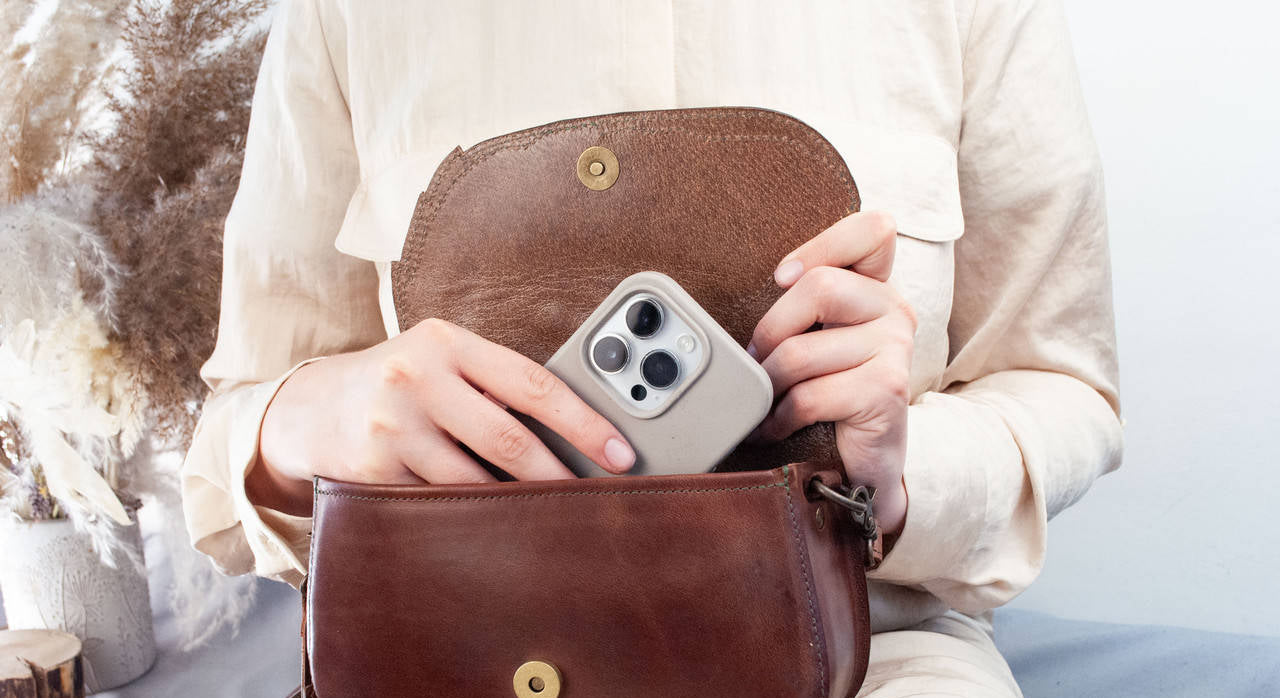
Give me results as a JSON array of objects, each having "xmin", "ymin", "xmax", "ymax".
[
  {"xmin": 248, "ymin": 318, "xmax": 636, "ymax": 516},
  {"xmin": 747, "ymin": 211, "xmax": 913, "ymax": 537}
]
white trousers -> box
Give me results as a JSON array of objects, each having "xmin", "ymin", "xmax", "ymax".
[{"xmin": 857, "ymin": 610, "xmax": 1023, "ymax": 697}]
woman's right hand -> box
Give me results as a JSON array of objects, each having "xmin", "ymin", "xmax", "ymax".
[{"xmin": 247, "ymin": 318, "xmax": 636, "ymax": 515}]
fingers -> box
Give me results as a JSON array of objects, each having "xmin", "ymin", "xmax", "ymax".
[
  {"xmin": 748, "ymin": 266, "xmax": 900, "ymax": 362},
  {"xmin": 760, "ymin": 320, "xmax": 893, "ymax": 396},
  {"xmin": 449, "ymin": 326, "xmax": 636, "ymax": 474},
  {"xmin": 756, "ymin": 352, "xmax": 910, "ymax": 442},
  {"xmin": 355, "ymin": 390, "xmax": 494, "ymax": 485},
  {"xmin": 395, "ymin": 427, "xmax": 498, "ymax": 485},
  {"xmin": 429, "ymin": 375, "xmax": 578, "ymax": 481},
  {"xmin": 772, "ymin": 211, "xmax": 897, "ymax": 287}
]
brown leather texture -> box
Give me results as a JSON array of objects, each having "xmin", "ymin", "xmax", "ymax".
[
  {"xmin": 391, "ymin": 106, "xmax": 860, "ymax": 472},
  {"xmin": 305, "ymin": 463, "xmax": 871, "ymax": 698}
]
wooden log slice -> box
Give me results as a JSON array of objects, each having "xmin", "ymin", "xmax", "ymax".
[{"xmin": 0, "ymin": 630, "xmax": 83, "ymax": 698}]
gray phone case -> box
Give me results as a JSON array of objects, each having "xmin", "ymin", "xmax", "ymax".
[{"xmin": 524, "ymin": 271, "xmax": 774, "ymax": 477}]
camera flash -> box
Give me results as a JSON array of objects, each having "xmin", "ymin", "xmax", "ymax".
[{"xmin": 677, "ymin": 334, "xmax": 696, "ymax": 353}]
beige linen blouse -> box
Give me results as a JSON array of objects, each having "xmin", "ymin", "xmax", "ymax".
[{"xmin": 182, "ymin": 0, "xmax": 1124, "ymax": 635}]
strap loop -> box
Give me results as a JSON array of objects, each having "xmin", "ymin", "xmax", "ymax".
[{"xmin": 807, "ymin": 477, "xmax": 882, "ymax": 568}]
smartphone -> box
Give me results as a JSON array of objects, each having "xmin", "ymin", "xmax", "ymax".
[{"xmin": 522, "ymin": 271, "xmax": 773, "ymax": 477}]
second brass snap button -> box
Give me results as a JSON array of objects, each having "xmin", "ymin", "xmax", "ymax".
[{"xmin": 514, "ymin": 660, "xmax": 562, "ymax": 698}]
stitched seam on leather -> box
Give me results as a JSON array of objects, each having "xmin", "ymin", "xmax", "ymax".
[
  {"xmin": 784, "ymin": 477, "xmax": 827, "ymax": 697},
  {"xmin": 397, "ymin": 131, "xmax": 848, "ymax": 309},
  {"xmin": 414, "ymin": 127, "xmax": 850, "ymax": 241},
  {"xmin": 460, "ymin": 108, "xmax": 849, "ymax": 170},
  {"xmin": 314, "ymin": 480, "xmax": 785, "ymax": 502},
  {"xmin": 454, "ymin": 109, "xmax": 852, "ymax": 199},
  {"xmin": 395, "ymin": 131, "xmax": 848, "ymax": 322}
]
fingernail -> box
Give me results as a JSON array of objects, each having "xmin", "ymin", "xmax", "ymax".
[
  {"xmin": 746, "ymin": 342, "xmax": 758, "ymax": 360},
  {"xmin": 604, "ymin": 437, "xmax": 635, "ymax": 471},
  {"xmin": 774, "ymin": 259, "xmax": 803, "ymax": 286}
]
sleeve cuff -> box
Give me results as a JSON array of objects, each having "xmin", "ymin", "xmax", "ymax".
[
  {"xmin": 867, "ymin": 392, "xmax": 1016, "ymax": 583},
  {"xmin": 182, "ymin": 355, "xmax": 330, "ymax": 587}
]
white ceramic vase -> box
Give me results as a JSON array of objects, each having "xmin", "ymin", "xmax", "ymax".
[{"xmin": 0, "ymin": 514, "xmax": 156, "ymax": 693}]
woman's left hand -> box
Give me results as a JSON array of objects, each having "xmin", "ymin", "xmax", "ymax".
[{"xmin": 747, "ymin": 211, "xmax": 913, "ymax": 538}]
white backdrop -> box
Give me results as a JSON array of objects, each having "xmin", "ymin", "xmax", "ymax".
[
  {"xmin": 4, "ymin": 0, "xmax": 1276, "ymax": 644},
  {"xmin": 1003, "ymin": 1, "xmax": 1280, "ymax": 636}
]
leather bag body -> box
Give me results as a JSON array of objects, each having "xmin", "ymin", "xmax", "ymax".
[
  {"xmin": 305, "ymin": 463, "xmax": 871, "ymax": 697},
  {"xmin": 297, "ymin": 107, "xmax": 874, "ymax": 697}
]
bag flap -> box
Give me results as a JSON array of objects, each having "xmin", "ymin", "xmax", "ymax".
[{"xmin": 388, "ymin": 106, "xmax": 860, "ymax": 470}]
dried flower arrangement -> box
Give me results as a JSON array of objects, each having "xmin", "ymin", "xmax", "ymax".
[
  {"xmin": 0, "ymin": 183, "xmax": 147, "ymax": 567},
  {"xmin": 1, "ymin": 0, "xmax": 273, "ymax": 649}
]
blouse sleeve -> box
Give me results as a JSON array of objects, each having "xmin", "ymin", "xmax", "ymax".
[
  {"xmin": 179, "ymin": 0, "xmax": 382, "ymax": 589},
  {"xmin": 868, "ymin": 0, "xmax": 1125, "ymax": 613}
]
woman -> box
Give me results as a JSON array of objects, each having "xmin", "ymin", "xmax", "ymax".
[{"xmin": 181, "ymin": 1, "xmax": 1123, "ymax": 695}]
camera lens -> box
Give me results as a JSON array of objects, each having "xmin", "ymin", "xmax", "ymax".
[
  {"xmin": 626, "ymin": 299, "xmax": 663, "ymax": 338},
  {"xmin": 640, "ymin": 350, "xmax": 679, "ymax": 389},
  {"xmin": 591, "ymin": 335, "xmax": 629, "ymax": 373}
]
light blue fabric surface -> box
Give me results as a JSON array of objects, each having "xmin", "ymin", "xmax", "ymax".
[
  {"xmin": 993, "ymin": 609, "xmax": 1280, "ymax": 698},
  {"xmin": 73, "ymin": 574, "xmax": 1279, "ymax": 697},
  {"xmin": 6, "ymin": 528, "xmax": 1275, "ymax": 698}
]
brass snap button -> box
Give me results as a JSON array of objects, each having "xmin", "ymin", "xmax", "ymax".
[
  {"xmin": 576, "ymin": 145, "xmax": 619, "ymax": 191},
  {"xmin": 513, "ymin": 660, "xmax": 562, "ymax": 698}
]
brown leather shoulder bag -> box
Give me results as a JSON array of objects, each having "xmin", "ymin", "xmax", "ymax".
[{"xmin": 294, "ymin": 107, "xmax": 878, "ymax": 698}]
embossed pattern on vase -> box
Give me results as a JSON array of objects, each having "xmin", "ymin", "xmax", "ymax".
[{"xmin": 0, "ymin": 516, "xmax": 157, "ymax": 692}]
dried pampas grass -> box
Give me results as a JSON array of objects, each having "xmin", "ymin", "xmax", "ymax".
[
  {"xmin": 130, "ymin": 438, "xmax": 260, "ymax": 651},
  {"xmin": 92, "ymin": 0, "xmax": 270, "ymax": 451},
  {"xmin": 1, "ymin": 0, "xmax": 276, "ymax": 648},
  {"xmin": 2, "ymin": 0, "xmax": 127, "ymax": 201},
  {"xmin": 0, "ymin": 182, "xmax": 124, "ymax": 332},
  {"xmin": 3, "ymin": 0, "xmax": 272, "ymax": 451}
]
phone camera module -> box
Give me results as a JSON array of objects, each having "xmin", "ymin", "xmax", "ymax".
[
  {"xmin": 626, "ymin": 299, "xmax": 664, "ymax": 338},
  {"xmin": 640, "ymin": 350, "xmax": 680, "ymax": 389}
]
